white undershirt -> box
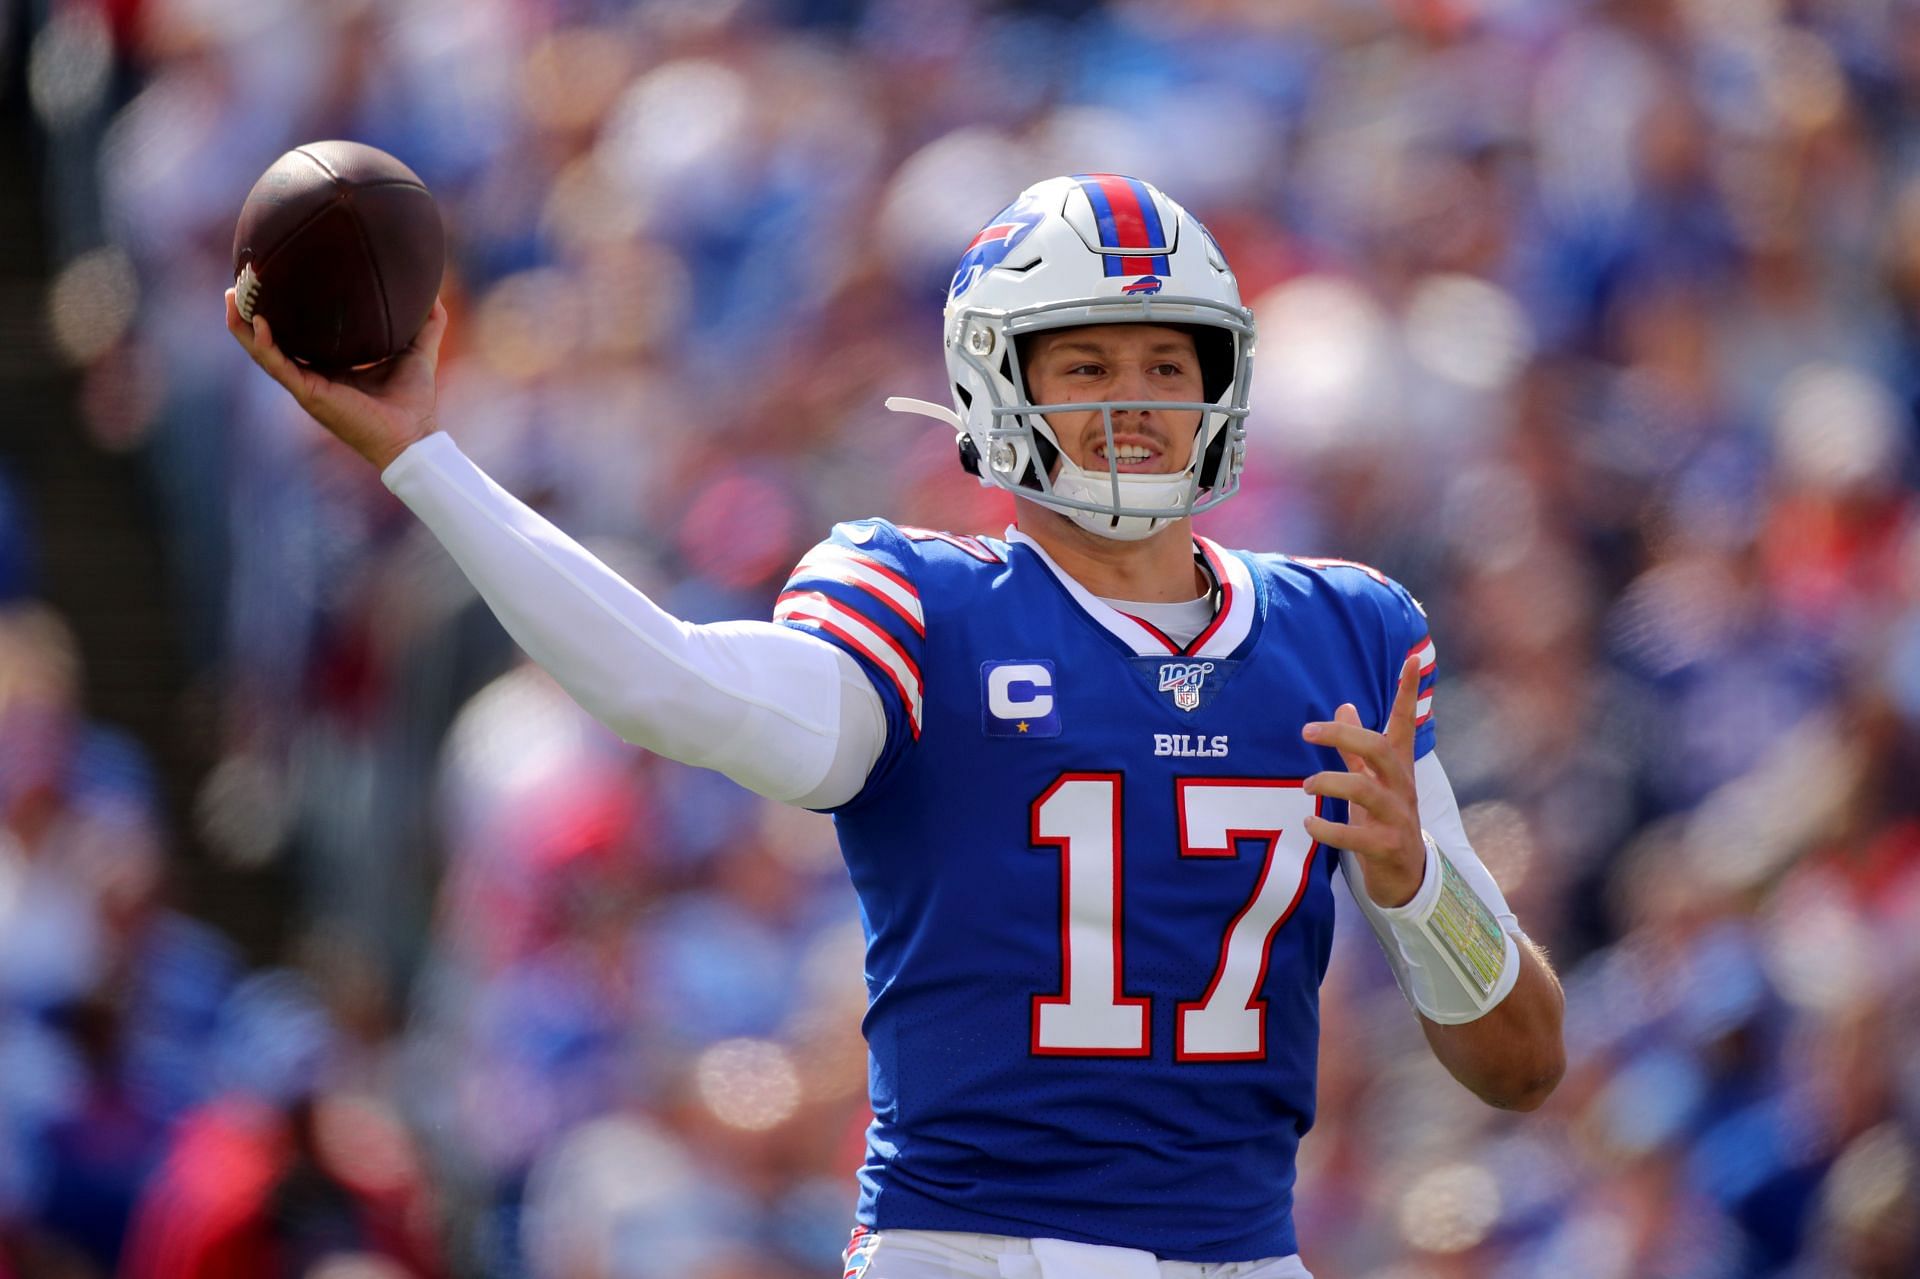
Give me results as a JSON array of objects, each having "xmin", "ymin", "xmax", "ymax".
[
  {"xmin": 381, "ymin": 433, "xmax": 1519, "ymax": 1010},
  {"xmin": 1103, "ymin": 594, "xmax": 1215, "ymax": 647}
]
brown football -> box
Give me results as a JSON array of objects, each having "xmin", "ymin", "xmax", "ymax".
[{"xmin": 231, "ymin": 141, "xmax": 444, "ymax": 372}]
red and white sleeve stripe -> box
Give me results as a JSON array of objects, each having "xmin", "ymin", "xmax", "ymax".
[
  {"xmin": 775, "ymin": 589, "xmax": 924, "ymax": 736},
  {"xmin": 1408, "ymin": 637, "xmax": 1437, "ymax": 726},
  {"xmin": 789, "ymin": 545, "xmax": 925, "ymax": 636}
]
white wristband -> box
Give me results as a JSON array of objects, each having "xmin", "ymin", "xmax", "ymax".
[{"xmin": 1375, "ymin": 832, "xmax": 1522, "ymax": 1024}]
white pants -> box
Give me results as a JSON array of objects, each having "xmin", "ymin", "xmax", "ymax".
[{"xmin": 843, "ymin": 1229, "xmax": 1314, "ymax": 1279}]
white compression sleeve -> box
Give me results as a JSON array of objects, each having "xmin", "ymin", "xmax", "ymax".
[
  {"xmin": 808, "ymin": 649, "xmax": 886, "ymax": 809},
  {"xmin": 381, "ymin": 433, "xmax": 883, "ymax": 807},
  {"xmin": 1339, "ymin": 753, "xmax": 1524, "ymax": 1024}
]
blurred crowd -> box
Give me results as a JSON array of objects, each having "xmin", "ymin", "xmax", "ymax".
[{"xmin": 5, "ymin": 0, "xmax": 1920, "ymax": 1275}]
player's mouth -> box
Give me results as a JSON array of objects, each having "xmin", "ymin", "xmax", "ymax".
[{"xmin": 1093, "ymin": 438, "xmax": 1164, "ymax": 473}]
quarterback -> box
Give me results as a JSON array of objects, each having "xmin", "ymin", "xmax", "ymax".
[{"xmin": 228, "ymin": 174, "xmax": 1564, "ymax": 1278}]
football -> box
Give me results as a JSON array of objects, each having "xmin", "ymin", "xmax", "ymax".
[{"xmin": 231, "ymin": 141, "xmax": 444, "ymax": 372}]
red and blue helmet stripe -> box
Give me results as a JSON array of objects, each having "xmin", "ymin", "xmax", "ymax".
[{"xmin": 1074, "ymin": 173, "xmax": 1172, "ymax": 278}]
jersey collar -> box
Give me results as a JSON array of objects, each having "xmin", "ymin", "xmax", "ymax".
[{"xmin": 1005, "ymin": 526, "xmax": 1258, "ymax": 659}]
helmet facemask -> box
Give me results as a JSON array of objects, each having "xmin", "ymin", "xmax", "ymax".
[{"xmin": 955, "ymin": 297, "xmax": 1253, "ymax": 541}]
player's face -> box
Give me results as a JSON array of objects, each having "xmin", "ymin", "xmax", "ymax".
[{"xmin": 1023, "ymin": 324, "xmax": 1205, "ymax": 476}]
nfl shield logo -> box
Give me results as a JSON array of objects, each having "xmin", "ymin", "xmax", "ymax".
[{"xmin": 1158, "ymin": 661, "xmax": 1215, "ymax": 712}]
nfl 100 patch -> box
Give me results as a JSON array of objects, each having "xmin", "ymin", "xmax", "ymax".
[
  {"xmin": 1140, "ymin": 658, "xmax": 1239, "ymax": 714},
  {"xmin": 1159, "ymin": 661, "xmax": 1214, "ymax": 711}
]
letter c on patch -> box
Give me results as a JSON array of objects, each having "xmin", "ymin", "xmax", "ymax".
[{"xmin": 988, "ymin": 663, "xmax": 1054, "ymax": 718}]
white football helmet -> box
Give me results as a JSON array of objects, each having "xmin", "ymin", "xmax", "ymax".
[{"xmin": 892, "ymin": 174, "xmax": 1255, "ymax": 541}]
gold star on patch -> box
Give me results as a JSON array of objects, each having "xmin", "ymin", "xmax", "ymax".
[{"xmin": 1017, "ymin": 721, "xmax": 1030, "ymax": 733}]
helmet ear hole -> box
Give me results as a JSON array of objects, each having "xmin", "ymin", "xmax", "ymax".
[{"xmin": 957, "ymin": 433, "xmax": 983, "ymax": 476}]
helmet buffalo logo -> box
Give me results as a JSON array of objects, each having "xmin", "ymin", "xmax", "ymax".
[
  {"xmin": 1122, "ymin": 275, "xmax": 1164, "ymax": 295},
  {"xmin": 950, "ymin": 200, "xmax": 1047, "ymax": 301},
  {"xmin": 1158, "ymin": 661, "xmax": 1215, "ymax": 712}
]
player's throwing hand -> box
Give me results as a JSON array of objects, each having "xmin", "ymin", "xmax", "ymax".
[
  {"xmin": 1300, "ymin": 655, "xmax": 1428, "ymax": 908},
  {"xmin": 225, "ymin": 287, "xmax": 447, "ymax": 472}
]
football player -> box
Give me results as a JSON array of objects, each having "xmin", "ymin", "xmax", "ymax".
[{"xmin": 228, "ymin": 173, "xmax": 1564, "ymax": 1279}]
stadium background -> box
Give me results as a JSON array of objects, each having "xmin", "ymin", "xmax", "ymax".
[{"xmin": 3, "ymin": 0, "xmax": 1919, "ymax": 1275}]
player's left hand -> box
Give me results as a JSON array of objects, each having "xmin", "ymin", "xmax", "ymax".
[{"xmin": 1300, "ymin": 654, "xmax": 1426, "ymax": 908}]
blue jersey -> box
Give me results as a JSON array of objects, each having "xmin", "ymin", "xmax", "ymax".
[{"xmin": 774, "ymin": 520, "xmax": 1437, "ymax": 1262}]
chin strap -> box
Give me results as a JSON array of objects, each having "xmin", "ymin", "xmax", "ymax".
[
  {"xmin": 888, "ymin": 396, "xmax": 987, "ymax": 480},
  {"xmin": 883, "ymin": 396, "xmax": 965, "ymax": 429}
]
